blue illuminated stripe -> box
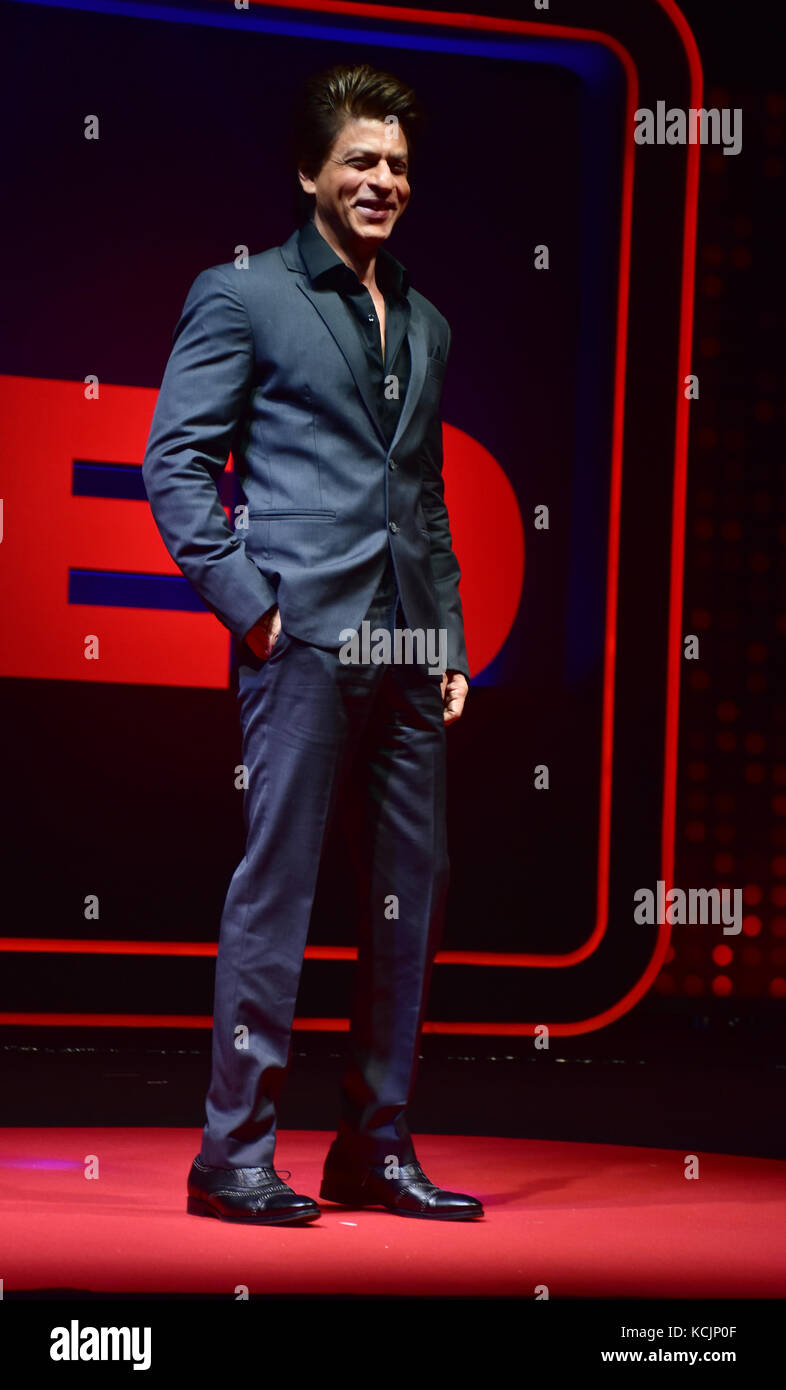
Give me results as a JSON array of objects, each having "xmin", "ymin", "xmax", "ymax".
[
  {"xmin": 9, "ymin": 0, "xmax": 617, "ymax": 79},
  {"xmin": 73, "ymin": 461, "xmax": 148, "ymax": 500},
  {"xmin": 72, "ymin": 459, "xmax": 234, "ymax": 506},
  {"xmin": 69, "ymin": 570, "xmax": 207, "ymax": 611}
]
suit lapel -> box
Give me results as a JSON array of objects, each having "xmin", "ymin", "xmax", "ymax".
[
  {"xmin": 280, "ymin": 231, "xmax": 427, "ymax": 455},
  {"xmin": 388, "ymin": 309, "xmax": 427, "ymax": 457}
]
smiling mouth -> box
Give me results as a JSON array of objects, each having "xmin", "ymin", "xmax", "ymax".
[{"xmin": 355, "ymin": 202, "xmax": 394, "ymax": 216}]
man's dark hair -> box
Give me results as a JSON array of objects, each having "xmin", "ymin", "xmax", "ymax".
[{"xmin": 290, "ymin": 62, "xmax": 423, "ymax": 224}]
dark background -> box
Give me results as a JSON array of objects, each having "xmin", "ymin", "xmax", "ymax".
[{"xmin": 0, "ymin": 0, "xmax": 783, "ymax": 1157}]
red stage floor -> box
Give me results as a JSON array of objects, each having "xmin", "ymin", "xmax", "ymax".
[{"xmin": 1, "ymin": 1129, "xmax": 784, "ymax": 1298}]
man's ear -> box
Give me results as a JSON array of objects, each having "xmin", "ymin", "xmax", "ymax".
[{"xmin": 297, "ymin": 166, "xmax": 316, "ymax": 196}]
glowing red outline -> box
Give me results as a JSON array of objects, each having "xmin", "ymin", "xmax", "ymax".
[
  {"xmin": 0, "ymin": 938, "xmax": 584, "ymax": 965},
  {"xmin": 3, "ymin": 0, "xmax": 700, "ymax": 1035}
]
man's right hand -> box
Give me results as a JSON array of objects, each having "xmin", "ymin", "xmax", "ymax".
[{"xmin": 243, "ymin": 603, "xmax": 281, "ymax": 660}]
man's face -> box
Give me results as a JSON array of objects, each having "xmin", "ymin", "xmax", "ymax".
[{"xmin": 299, "ymin": 115, "xmax": 411, "ymax": 252}]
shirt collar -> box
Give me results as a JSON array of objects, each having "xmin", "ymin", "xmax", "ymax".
[{"xmin": 297, "ymin": 216, "xmax": 409, "ymax": 298}]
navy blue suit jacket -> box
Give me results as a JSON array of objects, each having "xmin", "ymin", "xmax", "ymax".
[{"xmin": 142, "ymin": 228, "xmax": 469, "ymax": 679}]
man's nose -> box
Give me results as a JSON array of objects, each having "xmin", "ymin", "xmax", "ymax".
[{"xmin": 368, "ymin": 161, "xmax": 395, "ymax": 188}]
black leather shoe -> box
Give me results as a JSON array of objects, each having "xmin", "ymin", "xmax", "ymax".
[
  {"xmin": 187, "ymin": 1155, "xmax": 320, "ymax": 1224},
  {"xmin": 320, "ymin": 1156, "xmax": 484, "ymax": 1220}
]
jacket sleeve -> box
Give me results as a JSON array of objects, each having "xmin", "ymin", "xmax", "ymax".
[
  {"xmin": 141, "ymin": 265, "xmax": 277, "ymax": 639},
  {"xmin": 419, "ymin": 325, "xmax": 470, "ymax": 681}
]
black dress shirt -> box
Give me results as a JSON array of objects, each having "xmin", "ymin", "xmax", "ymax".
[
  {"xmin": 297, "ymin": 216, "xmax": 412, "ymax": 448},
  {"xmin": 297, "ymin": 217, "xmax": 414, "ymax": 601}
]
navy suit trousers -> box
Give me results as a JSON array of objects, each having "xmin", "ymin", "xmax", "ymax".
[{"xmin": 200, "ymin": 565, "xmax": 449, "ymax": 1170}]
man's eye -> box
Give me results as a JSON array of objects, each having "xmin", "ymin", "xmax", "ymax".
[{"xmin": 347, "ymin": 159, "xmax": 407, "ymax": 173}]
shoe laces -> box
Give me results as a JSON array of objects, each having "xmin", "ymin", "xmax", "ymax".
[{"xmin": 259, "ymin": 1167, "xmax": 292, "ymax": 1193}]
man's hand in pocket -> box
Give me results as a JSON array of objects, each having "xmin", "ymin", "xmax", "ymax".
[{"xmin": 243, "ymin": 603, "xmax": 281, "ymax": 660}]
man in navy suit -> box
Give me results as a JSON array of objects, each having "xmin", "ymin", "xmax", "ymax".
[{"xmin": 142, "ymin": 63, "xmax": 482, "ymax": 1223}]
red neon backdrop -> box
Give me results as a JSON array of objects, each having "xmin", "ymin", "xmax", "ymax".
[{"xmin": 0, "ymin": 379, "xmax": 522, "ymax": 687}]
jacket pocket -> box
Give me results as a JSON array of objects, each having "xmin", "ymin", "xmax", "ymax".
[{"xmin": 248, "ymin": 509, "xmax": 336, "ymax": 520}]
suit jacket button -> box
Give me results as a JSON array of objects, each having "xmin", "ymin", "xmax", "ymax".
[
  {"xmin": 388, "ymin": 458, "xmax": 397, "ymax": 470},
  {"xmin": 389, "ymin": 521, "xmax": 398, "ymax": 533}
]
